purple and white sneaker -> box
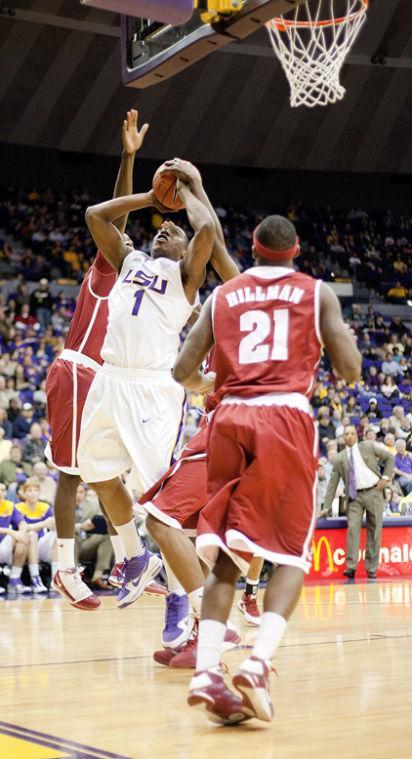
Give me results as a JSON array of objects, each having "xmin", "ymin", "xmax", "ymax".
[
  {"xmin": 32, "ymin": 576, "xmax": 48, "ymax": 594},
  {"xmin": 116, "ymin": 550, "xmax": 163, "ymax": 609},
  {"xmin": 7, "ymin": 579, "xmax": 32, "ymax": 595},
  {"xmin": 162, "ymin": 593, "xmax": 192, "ymax": 648}
]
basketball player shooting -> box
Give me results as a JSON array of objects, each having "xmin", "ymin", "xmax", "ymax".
[
  {"xmin": 47, "ymin": 110, "xmax": 148, "ymax": 610},
  {"xmin": 77, "ymin": 163, "xmax": 216, "ymax": 609},
  {"xmin": 173, "ymin": 214, "xmax": 362, "ymax": 724}
]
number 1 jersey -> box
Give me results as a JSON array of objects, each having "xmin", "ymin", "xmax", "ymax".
[
  {"xmin": 210, "ymin": 266, "xmax": 322, "ymax": 403},
  {"xmin": 101, "ymin": 250, "xmax": 196, "ymax": 371}
]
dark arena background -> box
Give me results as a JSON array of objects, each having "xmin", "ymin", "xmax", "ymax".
[{"xmin": 0, "ymin": 2, "xmax": 411, "ymax": 758}]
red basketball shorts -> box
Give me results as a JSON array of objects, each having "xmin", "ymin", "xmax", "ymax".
[
  {"xmin": 196, "ymin": 401, "xmax": 318, "ymax": 574},
  {"xmin": 45, "ymin": 358, "xmax": 97, "ymax": 474},
  {"xmin": 141, "ymin": 421, "xmax": 208, "ymax": 532}
]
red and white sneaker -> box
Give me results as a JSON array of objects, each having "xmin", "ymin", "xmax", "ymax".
[
  {"xmin": 224, "ymin": 622, "xmax": 241, "ymax": 650},
  {"xmin": 144, "ymin": 580, "xmax": 168, "ymax": 596},
  {"xmin": 188, "ymin": 666, "xmax": 250, "ymax": 725},
  {"xmin": 52, "ymin": 569, "xmax": 101, "ymax": 611},
  {"xmin": 232, "ymin": 656, "xmax": 274, "ymax": 722},
  {"xmin": 108, "ymin": 562, "xmax": 124, "ymax": 589},
  {"xmin": 237, "ymin": 592, "xmax": 261, "ymax": 626},
  {"xmin": 153, "ymin": 646, "xmax": 181, "ymax": 666}
]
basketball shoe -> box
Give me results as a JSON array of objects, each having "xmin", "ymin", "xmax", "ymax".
[
  {"xmin": 52, "ymin": 569, "xmax": 101, "ymax": 610},
  {"xmin": 237, "ymin": 592, "xmax": 262, "ymax": 626},
  {"xmin": 188, "ymin": 665, "xmax": 250, "ymax": 725},
  {"xmin": 108, "ymin": 562, "xmax": 124, "ymax": 589},
  {"xmin": 162, "ymin": 592, "xmax": 191, "ymax": 647},
  {"xmin": 154, "ymin": 620, "xmax": 241, "ymax": 668},
  {"xmin": 232, "ymin": 656, "xmax": 274, "ymax": 722},
  {"xmin": 31, "ymin": 576, "xmax": 48, "ymax": 594},
  {"xmin": 7, "ymin": 579, "xmax": 32, "ymax": 596},
  {"xmin": 117, "ymin": 549, "xmax": 162, "ymax": 609}
]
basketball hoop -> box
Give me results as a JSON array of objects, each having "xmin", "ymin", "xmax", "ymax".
[{"xmin": 266, "ymin": 1, "xmax": 368, "ymax": 108}]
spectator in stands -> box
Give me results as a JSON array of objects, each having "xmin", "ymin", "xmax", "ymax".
[
  {"xmin": 366, "ymin": 365, "xmax": 380, "ymax": 389},
  {"xmin": 390, "ymin": 406, "xmax": 405, "ymax": 431},
  {"xmin": 386, "ymin": 282, "xmax": 408, "ymax": 302},
  {"xmin": 16, "ymin": 478, "xmax": 57, "ymax": 593},
  {"xmin": 30, "ymin": 278, "xmax": 54, "ymax": 331},
  {"xmin": 383, "ymin": 486, "xmax": 400, "ymax": 516},
  {"xmin": 381, "ymin": 352, "xmax": 401, "ymax": 378},
  {"xmin": 318, "ymin": 412, "xmax": 337, "ymax": 453},
  {"xmin": 0, "ymin": 407, "xmax": 12, "ymax": 439},
  {"xmin": 384, "ymin": 433, "xmax": 396, "ymax": 455},
  {"xmin": 22, "ymin": 422, "xmax": 46, "ymax": 465},
  {"xmin": 345, "ymin": 396, "xmax": 361, "ymax": 415},
  {"xmin": 75, "ymin": 484, "xmax": 112, "ymax": 591},
  {"xmin": 33, "ymin": 461, "xmax": 57, "ymax": 504},
  {"xmin": 397, "ymin": 416, "xmax": 411, "ymax": 443},
  {"xmin": 364, "ymin": 428, "xmax": 377, "ymax": 442},
  {"xmin": 12, "ymin": 402, "xmax": 34, "ymax": 439},
  {"xmin": 380, "ymin": 376, "xmax": 399, "ymax": 399},
  {"xmin": 393, "ymin": 439, "xmax": 412, "ymax": 494},
  {"xmin": 0, "ymin": 481, "xmax": 30, "ymax": 596},
  {"xmin": 14, "ymin": 304, "xmax": 38, "ymax": 331},
  {"xmin": 366, "ymin": 398, "xmax": 382, "ymax": 419},
  {"xmin": 0, "ymin": 444, "xmax": 31, "ymax": 490}
]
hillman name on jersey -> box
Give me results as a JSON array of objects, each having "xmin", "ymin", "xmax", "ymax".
[{"xmin": 226, "ymin": 284, "xmax": 305, "ymax": 308}]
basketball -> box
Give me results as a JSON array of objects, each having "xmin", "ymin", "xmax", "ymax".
[{"xmin": 152, "ymin": 164, "xmax": 185, "ymax": 211}]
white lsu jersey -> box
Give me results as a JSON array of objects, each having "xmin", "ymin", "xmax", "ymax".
[{"xmin": 101, "ymin": 250, "xmax": 197, "ymax": 370}]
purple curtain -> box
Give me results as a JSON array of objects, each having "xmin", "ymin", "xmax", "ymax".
[{"xmin": 82, "ymin": 1, "xmax": 194, "ymax": 24}]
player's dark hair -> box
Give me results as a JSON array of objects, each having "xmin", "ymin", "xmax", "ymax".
[{"xmin": 256, "ymin": 215, "xmax": 297, "ymax": 252}]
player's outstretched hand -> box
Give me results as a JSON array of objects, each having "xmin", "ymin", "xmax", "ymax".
[
  {"xmin": 161, "ymin": 158, "xmax": 202, "ymax": 190},
  {"xmin": 122, "ymin": 109, "xmax": 149, "ymax": 156}
]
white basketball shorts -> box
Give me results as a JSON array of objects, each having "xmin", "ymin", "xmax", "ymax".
[{"xmin": 77, "ymin": 363, "xmax": 185, "ymax": 498}]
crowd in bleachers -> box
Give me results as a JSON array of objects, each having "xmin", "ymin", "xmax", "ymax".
[{"xmin": 0, "ymin": 187, "xmax": 411, "ymax": 592}]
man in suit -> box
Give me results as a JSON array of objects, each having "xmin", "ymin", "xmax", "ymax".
[{"xmin": 321, "ymin": 425, "xmax": 394, "ymax": 578}]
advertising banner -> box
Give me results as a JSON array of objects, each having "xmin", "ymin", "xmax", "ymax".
[{"xmin": 307, "ymin": 525, "xmax": 412, "ymax": 581}]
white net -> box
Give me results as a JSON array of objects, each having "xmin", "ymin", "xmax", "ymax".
[{"xmin": 266, "ymin": 0, "xmax": 368, "ymax": 108}]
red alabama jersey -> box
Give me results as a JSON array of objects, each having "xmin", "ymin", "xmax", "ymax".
[
  {"xmin": 64, "ymin": 253, "xmax": 117, "ymax": 364},
  {"xmin": 210, "ymin": 266, "xmax": 322, "ymax": 403}
]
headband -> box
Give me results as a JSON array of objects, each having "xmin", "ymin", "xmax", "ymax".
[{"xmin": 253, "ymin": 228, "xmax": 300, "ymax": 260}]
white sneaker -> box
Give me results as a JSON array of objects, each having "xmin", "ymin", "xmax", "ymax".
[
  {"xmin": 232, "ymin": 656, "xmax": 274, "ymax": 722},
  {"xmin": 52, "ymin": 569, "xmax": 101, "ymax": 610}
]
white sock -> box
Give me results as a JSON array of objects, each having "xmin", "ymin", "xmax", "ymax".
[
  {"xmin": 10, "ymin": 566, "xmax": 22, "ymax": 580},
  {"xmin": 51, "ymin": 562, "xmax": 59, "ymax": 578},
  {"xmin": 252, "ymin": 612, "xmax": 287, "ymax": 662},
  {"xmin": 29, "ymin": 563, "xmax": 39, "ymax": 579},
  {"xmin": 196, "ymin": 619, "xmax": 226, "ymax": 671},
  {"xmin": 114, "ymin": 518, "xmax": 144, "ymax": 560},
  {"xmin": 163, "ymin": 559, "xmax": 186, "ymax": 596},
  {"xmin": 188, "ymin": 587, "xmax": 203, "ymax": 616},
  {"xmin": 57, "ymin": 538, "xmax": 75, "ymax": 571},
  {"xmin": 110, "ymin": 534, "xmax": 125, "ymax": 564}
]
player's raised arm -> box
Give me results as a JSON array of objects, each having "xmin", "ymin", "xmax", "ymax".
[
  {"xmin": 112, "ymin": 109, "xmax": 149, "ymax": 233},
  {"xmin": 85, "ymin": 190, "xmax": 161, "ymax": 272},
  {"xmin": 173, "ymin": 295, "xmax": 215, "ymax": 391},
  {"xmin": 178, "ymin": 182, "xmax": 214, "ymax": 303},
  {"xmin": 320, "ymin": 283, "xmax": 362, "ymax": 382},
  {"xmin": 164, "ymin": 158, "xmax": 239, "ymax": 282}
]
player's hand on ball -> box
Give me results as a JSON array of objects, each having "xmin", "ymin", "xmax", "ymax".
[
  {"xmin": 148, "ymin": 189, "xmax": 174, "ymax": 215},
  {"xmin": 162, "ymin": 158, "xmax": 202, "ymax": 189},
  {"xmin": 122, "ymin": 109, "xmax": 149, "ymax": 156}
]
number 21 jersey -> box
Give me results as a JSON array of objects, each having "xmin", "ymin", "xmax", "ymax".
[{"xmin": 210, "ymin": 266, "xmax": 322, "ymax": 403}]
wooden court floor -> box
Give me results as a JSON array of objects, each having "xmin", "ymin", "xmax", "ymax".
[{"xmin": 1, "ymin": 580, "xmax": 412, "ymax": 759}]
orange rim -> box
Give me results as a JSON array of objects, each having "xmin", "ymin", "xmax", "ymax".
[{"xmin": 268, "ymin": 0, "xmax": 368, "ymax": 32}]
